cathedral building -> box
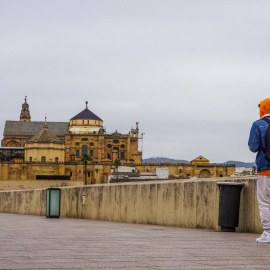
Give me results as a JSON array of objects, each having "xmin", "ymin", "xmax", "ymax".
[
  {"xmin": 0, "ymin": 97, "xmax": 235, "ymax": 184},
  {"xmin": 1, "ymin": 97, "xmax": 142, "ymax": 164}
]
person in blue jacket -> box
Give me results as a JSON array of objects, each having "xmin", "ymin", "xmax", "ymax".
[{"xmin": 249, "ymin": 98, "xmax": 270, "ymax": 243}]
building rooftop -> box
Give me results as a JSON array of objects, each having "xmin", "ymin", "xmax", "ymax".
[
  {"xmin": 26, "ymin": 121, "xmax": 64, "ymax": 144},
  {"xmin": 70, "ymin": 102, "xmax": 102, "ymax": 121},
  {"xmin": 3, "ymin": 121, "xmax": 69, "ymax": 136}
]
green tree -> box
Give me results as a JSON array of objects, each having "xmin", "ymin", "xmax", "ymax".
[
  {"xmin": 81, "ymin": 154, "xmax": 92, "ymax": 185},
  {"xmin": 252, "ymin": 165, "xmax": 257, "ymax": 174},
  {"xmin": 113, "ymin": 158, "xmax": 121, "ymax": 181}
]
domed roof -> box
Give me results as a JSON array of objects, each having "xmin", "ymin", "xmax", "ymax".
[
  {"xmin": 26, "ymin": 120, "xmax": 64, "ymax": 144},
  {"xmin": 70, "ymin": 102, "xmax": 102, "ymax": 121}
]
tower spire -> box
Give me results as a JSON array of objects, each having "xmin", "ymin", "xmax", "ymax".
[
  {"xmin": 20, "ymin": 96, "xmax": 31, "ymax": 122},
  {"xmin": 86, "ymin": 101, "xmax": 88, "ymax": 109}
]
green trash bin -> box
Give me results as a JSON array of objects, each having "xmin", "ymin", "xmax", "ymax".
[
  {"xmin": 46, "ymin": 188, "xmax": 61, "ymax": 218},
  {"xmin": 217, "ymin": 182, "xmax": 244, "ymax": 232}
]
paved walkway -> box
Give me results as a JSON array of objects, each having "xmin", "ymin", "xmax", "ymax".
[{"xmin": 0, "ymin": 213, "xmax": 270, "ymax": 269}]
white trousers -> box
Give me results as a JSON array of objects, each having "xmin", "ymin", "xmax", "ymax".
[{"xmin": 257, "ymin": 175, "xmax": 270, "ymax": 232}]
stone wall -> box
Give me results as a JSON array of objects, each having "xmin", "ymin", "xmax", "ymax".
[
  {"xmin": 0, "ymin": 162, "xmax": 110, "ymax": 184},
  {"xmin": 0, "ymin": 176, "xmax": 261, "ymax": 233},
  {"xmin": 0, "ymin": 162, "xmax": 235, "ymax": 183},
  {"xmin": 136, "ymin": 164, "xmax": 235, "ymax": 178},
  {"xmin": 0, "ymin": 180, "xmax": 84, "ymax": 191}
]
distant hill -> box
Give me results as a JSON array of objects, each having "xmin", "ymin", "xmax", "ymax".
[
  {"xmin": 143, "ymin": 157, "xmax": 256, "ymax": 168},
  {"xmin": 222, "ymin": 160, "xmax": 256, "ymax": 168},
  {"xmin": 143, "ymin": 157, "xmax": 189, "ymax": 164}
]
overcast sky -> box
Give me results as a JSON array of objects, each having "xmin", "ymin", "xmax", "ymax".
[{"xmin": 1, "ymin": 0, "xmax": 270, "ymax": 163}]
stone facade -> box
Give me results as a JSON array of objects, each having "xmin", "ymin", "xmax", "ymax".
[
  {"xmin": 25, "ymin": 119, "xmax": 65, "ymax": 163},
  {"xmin": 64, "ymin": 129, "xmax": 141, "ymax": 164},
  {"xmin": 1, "ymin": 98, "xmax": 142, "ymax": 164},
  {"xmin": 0, "ymin": 162, "xmax": 235, "ymax": 183},
  {"xmin": 0, "ymin": 98, "xmax": 235, "ymax": 183},
  {"xmin": 136, "ymin": 163, "xmax": 235, "ymax": 178}
]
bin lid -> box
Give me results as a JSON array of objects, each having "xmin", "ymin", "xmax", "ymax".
[{"xmin": 216, "ymin": 182, "xmax": 245, "ymax": 186}]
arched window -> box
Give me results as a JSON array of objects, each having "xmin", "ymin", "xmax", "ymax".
[
  {"xmin": 41, "ymin": 156, "xmax": 46, "ymax": 163},
  {"xmin": 7, "ymin": 141, "xmax": 20, "ymax": 147},
  {"xmin": 82, "ymin": 145, "xmax": 88, "ymax": 156}
]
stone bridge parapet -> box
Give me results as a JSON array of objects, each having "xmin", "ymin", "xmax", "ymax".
[{"xmin": 0, "ymin": 176, "xmax": 261, "ymax": 233}]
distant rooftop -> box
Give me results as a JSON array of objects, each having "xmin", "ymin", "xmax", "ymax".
[
  {"xmin": 4, "ymin": 121, "xmax": 69, "ymax": 136},
  {"xmin": 26, "ymin": 122, "xmax": 64, "ymax": 144},
  {"xmin": 70, "ymin": 102, "xmax": 102, "ymax": 121}
]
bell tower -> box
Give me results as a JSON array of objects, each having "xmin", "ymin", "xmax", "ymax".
[{"xmin": 20, "ymin": 96, "xmax": 31, "ymax": 122}]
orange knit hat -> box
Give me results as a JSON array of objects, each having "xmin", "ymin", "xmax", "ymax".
[{"xmin": 260, "ymin": 98, "xmax": 270, "ymax": 118}]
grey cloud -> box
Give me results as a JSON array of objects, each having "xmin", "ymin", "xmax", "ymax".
[{"xmin": 1, "ymin": 0, "xmax": 270, "ymax": 162}]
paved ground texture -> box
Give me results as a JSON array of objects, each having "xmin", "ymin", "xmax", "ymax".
[{"xmin": 1, "ymin": 213, "xmax": 270, "ymax": 270}]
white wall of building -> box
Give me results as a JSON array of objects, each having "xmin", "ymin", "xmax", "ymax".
[
  {"xmin": 235, "ymin": 167, "xmax": 252, "ymax": 174},
  {"xmin": 155, "ymin": 168, "xmax": 169, "ymax": 179},
  {"xmin": 117, "ymin": 166, "xmax": 138, "ymax": 173}
]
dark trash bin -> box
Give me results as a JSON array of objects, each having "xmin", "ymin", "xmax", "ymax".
[
  {"xmin": 46, "ymin": 188, "xmax": 61, "ymax": 218},
  {"xmin": 217, "ymin": 182, "xmax": 244, "ymax": 232}
]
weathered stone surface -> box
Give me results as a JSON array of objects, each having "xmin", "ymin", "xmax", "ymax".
[
  {"xmin": 0, "ymin": 177, "xmax": 263, "ymax": 233},
  {"xmin": 0, "ymin": 162, "xmax": 235, "ymax": 183},
  {"xmin": 0, "ymin": 213, "xmax": 269, "ymax": 270}
]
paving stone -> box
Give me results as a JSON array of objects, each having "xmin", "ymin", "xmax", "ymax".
[{"xmin": 1, "ymin": 213, "xmax": 270, "ymax": 269}]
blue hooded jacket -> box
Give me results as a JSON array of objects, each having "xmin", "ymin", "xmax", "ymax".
[
  {"xmin": 248, "ymin": 117, "xmax": 270, "ymax": 172},
  {"xmin": 248, "ymin": 98, "xmax": 270, "ymax": 172}
]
